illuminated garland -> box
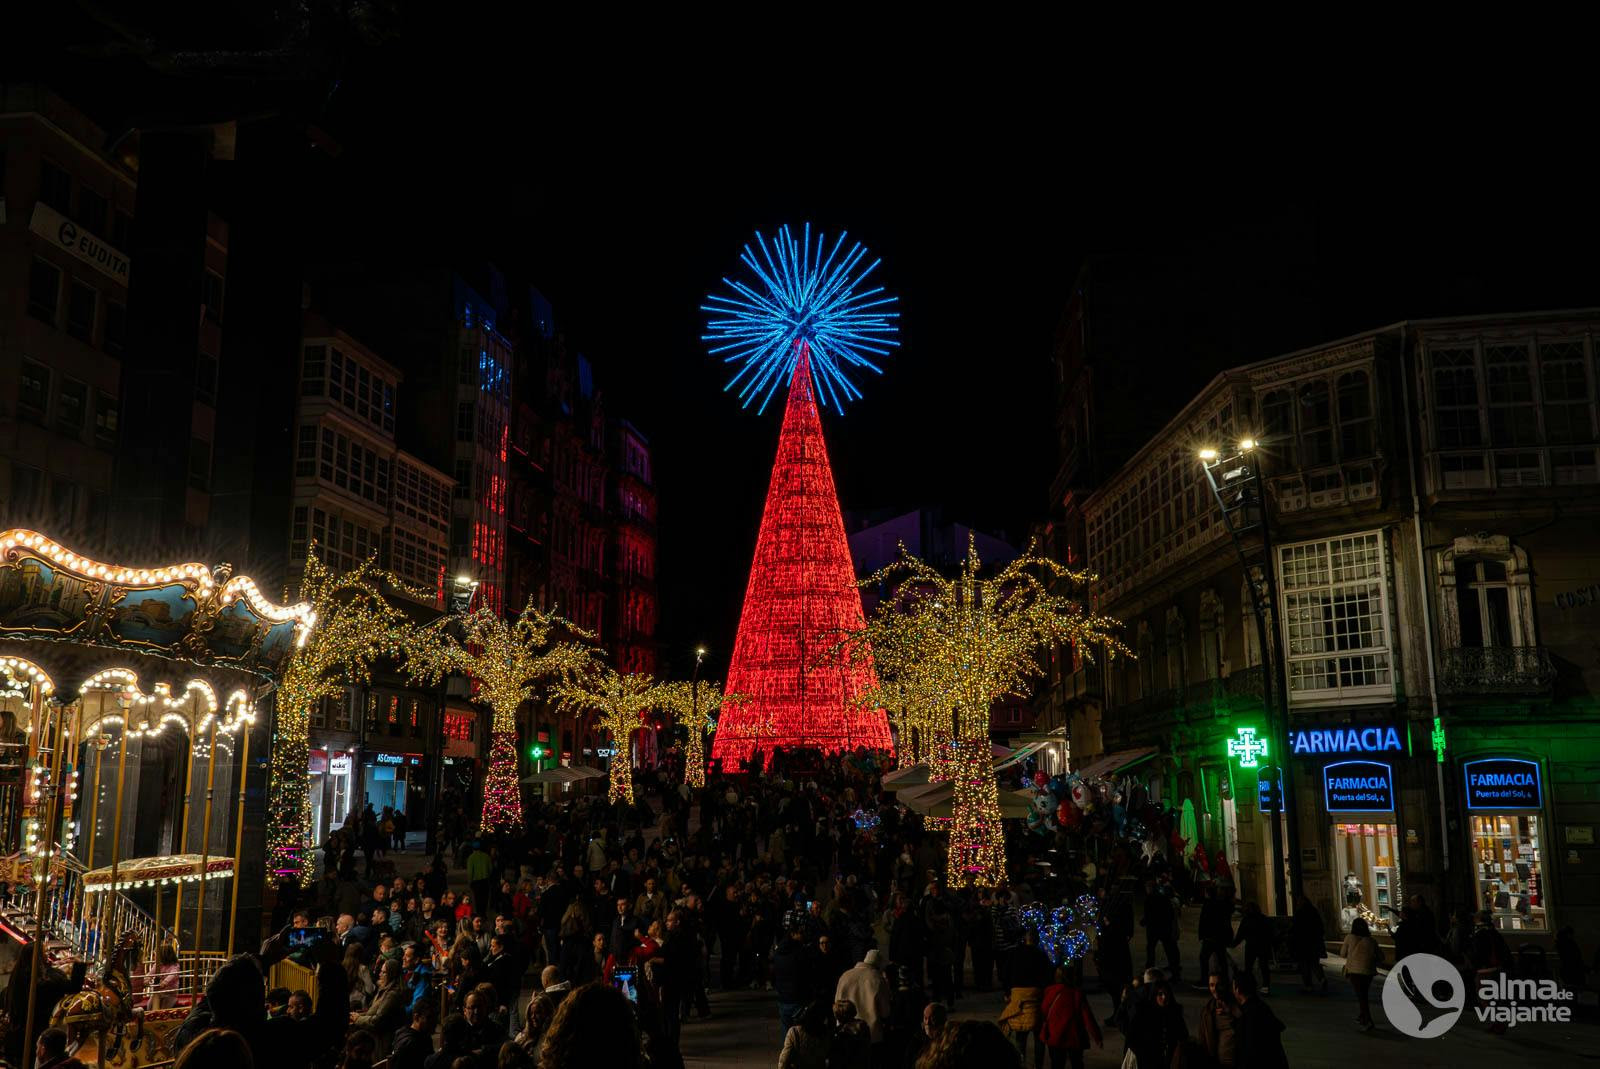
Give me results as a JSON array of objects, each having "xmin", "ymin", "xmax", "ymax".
[
  {"xmin": 661, "ymin": 681, "xmax": 747, "ymax": 788},
  {"xmin": 405, "ymin": 601, "xmax": 595, "ymax": 835},
  {"xmin": 553, "ymin": 668, "xmax": 675, "ymax": 805},
  {"xmin": 840, "ymin": 536, "xmax": 1130, "ymax": 888},
  {"xmin": 268, "ymin": 549, "xmax": 422, "ymax": 884}
]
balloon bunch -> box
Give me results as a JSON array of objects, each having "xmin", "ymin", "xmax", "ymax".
[{"xmin": 1018, "ymin": 894, "xmax": 1104, "ymax": 966}]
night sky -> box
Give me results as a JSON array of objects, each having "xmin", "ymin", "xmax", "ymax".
[{"xmin": 14, "ymin": 7, "xmax": 1600, "ymax": 682}]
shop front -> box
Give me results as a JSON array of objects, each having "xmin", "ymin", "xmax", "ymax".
[
  {"xmin": 363, "ymin": 750, "xmax": 425, "ymax": 817},
  {"xmin": 308, "ymin": 747, "xmax": 354, "ymax": 842},
  {"xmin": 1461, "ymin": 755, "xmax": 1549, "ymax": 933},
  {"xmin": 1289, "ymin": 722, "xmax": 1410, "ymax": 936}
]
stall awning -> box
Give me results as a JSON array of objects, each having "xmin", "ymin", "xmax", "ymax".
[
  {"xmin": 898, "ymin": 781, "xmax": 1038, "ymax": 819},
  {"xmin": 882, "ymin": 764, "xmax": 936, "ymax": 792},
  {"xmin": 994, "ymin": 739, "xmax": 1050, "ymax": 771},
  {"xmin": 521, "ymin": 765, "xmax": 605, "ymax": 785},
  {"xmin": 1070, "ymin": 746, "xmax": 1159, "ymax": 781}
]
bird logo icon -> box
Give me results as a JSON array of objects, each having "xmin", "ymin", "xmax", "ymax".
[{"xmin": 1381, "ymin": 952, "xmax": 1466, "ymax": 1038}]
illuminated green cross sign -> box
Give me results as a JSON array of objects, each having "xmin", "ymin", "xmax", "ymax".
[{"xmin": 1227, "ymin": 727, "xmax": 1268, "ymax": 768}]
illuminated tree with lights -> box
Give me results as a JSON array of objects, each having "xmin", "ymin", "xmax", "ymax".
[
  {"xmin": 845, "ymin": 538, "xmax": 1129, "ymax": 887},
  {"xmin": 269, "ymin": 551, "xmax": 418, "ymax": 884},
  {"xmin": 405, "ymin": 603, "xmax": 595, "ymax": 835},
  {"xmin": 554, "ymin": 667, "xmax": 676, "ymax": 805},
  {"xmin": 663, "ymin": 681, "xmax": 747, "ymax": 788},
  {"xmin": 703, "ymin": 224, "xmax": 899, "ymax": 762}
]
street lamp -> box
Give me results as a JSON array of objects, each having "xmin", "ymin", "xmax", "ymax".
[{"xmin": 1197, "ymin": 440, "xmax": 1301, "ymax": 914}]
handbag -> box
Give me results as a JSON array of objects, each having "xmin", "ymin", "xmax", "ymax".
[{"xmin": 1121, "ymin": 1050, "xmax": 1138, "ymax": 1069}]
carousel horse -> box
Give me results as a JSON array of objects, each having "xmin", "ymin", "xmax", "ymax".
[{"xmin": 50, "ymin": 931, "xmax": 173, "ymax": 1069}]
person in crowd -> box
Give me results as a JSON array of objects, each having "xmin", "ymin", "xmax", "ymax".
[
  {"xmin": 1037, "ymin": 967, "xmax": 1102, "ymax": 1069},
  {"xmin": 1230, "ymin": 901, "xmax": 1273, "ymax": 996},
  {"xmin": 36, "ymin": 1027, "xmax": 84, "ymax": 1069},
  {"xmin": 834, "ymin": 949, "xmax": 892, "ymax": 1052},
  {"xmin": 914, "ymin": 1019, "xmax": 1023, "ymax": 1069},
  {"xmin": 1338, "ymin": 917, "xmax": 1382, "ymax": 1031},
  {"xmin": 1140, "ymin": 877, "xmax": 1180, "ymax": 979},
  {"xmin": 389, "ymin": 998, "xmax": 439, "ymax": 1069},
  {"xmin": 998, "ymin": 972, "xmax": 1043, "ymax": 1068},
  {"xmin": 340, "ymin": 1028, "xmax": 379, "ymax": 1069},
  {"xmin": 1230, "ymin": 971, "xmax": 1288, "ymax": 1069},
  {"xmin": 1197, "ymin": 886, "xmax": 1235, "ymax": 981},
  {"xmin": 351, "ymin": 957, "xmax": 409, "ymax": 1056},
  {"xmin": 536, "ymin": 982, "xmax": 642, "ymax": 1069},
  {"xmin": 1196, "ymin": 970, "xmax": 1240, "ymax": 1067},
  {"xmin": 343, "ymin": 944, "xmax": 376, "ymax": 1010},
  {"xmin": 424, "ymin": 1014, "xmax": 473, "ymax": 1069},
  {"xmin": 171, "ymin": 1027, "xmax": 253, "ymax": 1069},
  {"xmin": 773, "ymin": 924, "xmax": 817, "ymax": 1034},
  {"xmin": 831, "ymin": 999, "xmax": 872, "ymax": 1069},
  {"xmin": 1126, "ymin": 980, "xmax": 1186, "ymax": 1069},
  {"xmin": 1289, "ymin": 894, "xmax": 1327, "ymax": 992},
  {"xmin": 777, "ymin": 999, "xmax": 833, "ymax": 1069}
]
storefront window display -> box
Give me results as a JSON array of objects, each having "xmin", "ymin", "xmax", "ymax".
[
  {"xmin": 1469, "ymin": 814, "xmax": 1547, "ymax": 931},
  {"xmin": 1464, "ymin": 757, "xmax": 1547, "ymax": 932},
  {"xmin": 1333, "ymin": 823, "xmax": 1402, "ymax": 934}
]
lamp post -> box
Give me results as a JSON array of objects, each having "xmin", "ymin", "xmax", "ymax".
[
  {"xmin": 691, "ymin": 645, "xmax": 706, "ymax": 781},
  {"xmin": 428, "ymin": 575, "xmax": 480, "ymax": 854},
  {"xmin": 1198, "ymin": 439, "xmax": 1302, "ymax": 914}
]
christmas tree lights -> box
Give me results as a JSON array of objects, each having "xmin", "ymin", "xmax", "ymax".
[
  {"xmin": 663, "ymin": 681, "xmax": 747, "ymax": 788},
  {"xmin": 268, "ymin": 550, "xmax": 419, "ymax": 884},
  {"xmin": 554, "ymin": 667, "xmax": 676, "ymax": 804},
  {"xmin": 844, "ymin": 537, "xmax": 1129, "ymax": 887},
  {"xmin": 710, "ymin": 347, "xmax": 894, "ymax": 763},
  {"xmin": 405, "ymin": 602, "xmax": 596, "ymax": 835}
]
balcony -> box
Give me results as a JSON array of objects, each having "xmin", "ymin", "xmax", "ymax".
[{"xmin": 1440, "ymin": 646, "xmax": 1555, "ymax": 695}]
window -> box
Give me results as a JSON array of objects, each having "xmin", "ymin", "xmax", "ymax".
[
  {"xmin": 201, "ymin": 270, "xmax": 224, "ymax": 323},
  {"xmin": 1241, "ymin": 575, "xmax": 1262, "ymax": 668},
  {"xmin": 19, "ymin": 360, "xmax": 50, "ymax": 420},
  {"xmin": 1297, "ymin": 379, "xmax": 1334, "ymax": 466},
  {"xmin": 1136, "ymin": 621, "xmax": 1155, "ymax": 698},
  {"xmin": 56, "ymin": 379, "xmax": 87, "ymax": 437},
  {"xmin": 301, "ymin": 345, "xmax": 326, "ymax": 396},
  {"xmin": 1455, "ymin": 559, "xmax": 1513, "ymax": 649},
  {"xmin": 1199, "ymin": 590, "xmax": 1224, "ymax": 679},
  {"xmin": 10, "ymin": 465, "xmax": 42, "ymax": 511},
  {"xmin": 290, "ymin": 505, "xmax": 309, "ymax": 561},
  {"xmin": 295, "ymin": 424, "xmax": 318, "ymax": 477},
  {"xmin": 188, "ymin": 437, "xmax": 212, "ymax": 491},
  {"xmin": 38, "ymin": 160, "xmax": 71, "ymax": 213},
  {"xmin": 104, "ymin": 301, "xmax": 126, "ymax": 356},
  {"xmin": 111, "ymin": 209, "xmax": 132, "ymax": 250},
  {"xmin": 1278, "ymin": 530, "xmax": 1393, "ymax": 704},
  {"xmin": 1337, "ymin": 371, "xmax": 1375, "ymax": 458},
  {"xmin": 457, "ymin": 402, "xmax": 475, "ymax": 442},
  {"xmin": 28, "ymin": 258, "xmax": 61, "ymax": 324},
  {"xmin": 196, "ymin": 352, "xmax": 218, "ymax": 405},
  {"xmin": 1470, "ymin": 814, "xmax": 1548, "ymax": 932},
  {"xmin": 454, "ymin": 459, "xmax": 472, "ymax": 499},
  {"xmin": 66, "ymin": 280, "xmax": 97, "ymax": 342},
  {"xmin": 78, "ymin": 188, "xmax": 108, "ymax": 237},
  {"xmin": 50, "ymin": 478, "xmax": 78, "ymax": 524},
  {"xmin": 1164, "ymin": 607, "xmax": 1187, "ymax": 690},
  {"xmin": 94, "ymin": 391, "xmax": 119, "ymax": 448}
]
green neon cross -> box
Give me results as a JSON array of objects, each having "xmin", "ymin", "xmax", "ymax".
[
  {"xmin": 1227, "ymin": 727, "xmax": 1268, "ymax": 768},
  {"xmin": 1431, "ymin": 716, "xmax": 1447, "ymax": 764}
]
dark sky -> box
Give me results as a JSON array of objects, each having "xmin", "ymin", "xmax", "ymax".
[{"xmin": 14, "ymin": 6, "xmax": 1600, "ymax": 681}]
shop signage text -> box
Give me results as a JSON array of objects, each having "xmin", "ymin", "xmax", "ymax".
[
  {"xmin": 1289, "ymin": 725, "xmax": 1404, "ymax": 755},
  {"xmin": 1323, "ymin": 760, "xmax": 1394, "ymax": 812},
  {"xmin": 1257, "ymin": 766, "xmax": 1283, "ymax": 813},
  {"xmin": 329, "ymin": 755, "xmax": 352, "ymax": 775},
  {"xmin": 1554, "ymin": 582, "xmax": 1600, "ymax": 610},
  {"xmin": 29, "ymin": 202, "xmax": 130, "ymax": 284},
  {"xmin": 1464, "ymin": 758, "xmax": 1542, "ymax": 810},
  {"xmin": 375, "ymin": 752, "xmax": 423, "ymax": 766}
]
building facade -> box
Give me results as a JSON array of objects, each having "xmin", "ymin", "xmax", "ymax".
[{"xmin": 1069, "ymin": 312, "xmax": 1600, "ymax": 950}]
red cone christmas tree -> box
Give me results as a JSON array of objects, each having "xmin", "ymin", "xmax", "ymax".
[{"xmin": 711, "ymin": 344, "xmax": 894, "ymax": 764}]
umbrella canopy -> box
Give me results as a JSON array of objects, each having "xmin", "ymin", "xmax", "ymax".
[
  {"xmin": 898, "ymin": 781, "xmax": 1037, "ymax": 819},
  {"xmin": 881, "ymin": 764, "xmax": 935, "ymax": 792}
]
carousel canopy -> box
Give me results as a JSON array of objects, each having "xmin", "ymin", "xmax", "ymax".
[
  {"xmin": 82, "ymin": 854, "xmax": 235, "ymax": 894},
  {"xmin": 0, "ymin": 529, "xmax": 312, "ymax": 684}
]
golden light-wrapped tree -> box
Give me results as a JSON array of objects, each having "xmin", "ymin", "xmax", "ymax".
[
  {"xmin": 405, "ymin": 603, "xmax": 595, "ymax": 835},
  {"xmin": 554, "ymin": 667, "xmax": 676, "ymax": 804},
  {"xmin": 269, "ymin": 551, "xmax": 419, "ymax": 885},
  {"xmin": 845, "ymin": 537, "xmax": 1128, "ymax": 888},
  {"xmin": 662, "ymin": 681, "xmax": 747, "ymax": 788}
]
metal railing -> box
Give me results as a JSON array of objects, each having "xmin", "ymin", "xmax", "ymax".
[{"xmin": 1440, "ymin": 646, "xmax": 1555, "ymax": 694}]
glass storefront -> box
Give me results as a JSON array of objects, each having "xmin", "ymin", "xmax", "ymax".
[
  {"xmin": 1332, "ymin": 823, "xmax": 1403, "ymax": 934},
  {"xmin": 1470, "ymin": 813, "xmax": 1547, "ymax": 931}
]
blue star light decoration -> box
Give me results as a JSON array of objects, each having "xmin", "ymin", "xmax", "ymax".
[{"xmin": 703, "ymin": 223, "xmax": 899, "ymax": 414}]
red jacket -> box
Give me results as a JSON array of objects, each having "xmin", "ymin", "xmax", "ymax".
[{"xmin": 1038, "ymin": 984, "xmax": 1102, "ymax": 1050}]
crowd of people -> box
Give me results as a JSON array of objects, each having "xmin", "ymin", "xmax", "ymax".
[{"xmin": 131, "ymin": 744, "xmax": 1593, "ymax": 1069}]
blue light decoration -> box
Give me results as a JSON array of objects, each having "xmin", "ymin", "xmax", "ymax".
[
  {"xmin": 850, "ymin": 807, "xmax": 881, "ymax": 832},
  {"xmin": 1018, "ymin": 895, "xmax": 1103, "ymax": 967},
  {"xmin": 703, "ymin": 223, "xmax": 899, "ymax": 414}
]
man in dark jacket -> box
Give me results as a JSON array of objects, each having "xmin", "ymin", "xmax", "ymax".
[
  {"xmin": 1230, "ymin": 971, "xmax": 1288, "ymax": 1069},
  {"xmin": 1197, "ymin": 886, "xmax": 1235, "ymax": 982},
  {"xmin": 173, "ymin": 929, "xmax": 349, "ymax": 1067},
  {"xmin": 771, "ymin": 926, "xmax": 815, "ymax": 1033},
  {"xmin": 1141, "ymin": 878, "xmax": 1181, "ymax": 978},
  {"xmin": 389, "ymin": 997, "xmax": 438, "ymax": 1069}
]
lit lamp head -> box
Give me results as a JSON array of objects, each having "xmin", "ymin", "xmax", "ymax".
[
  {"xmin": 1238, "ymin": 437, "xmax": 1258, "ymax": 452},
  {"xmin": 1198, "ymin": 447, "xmax": 1219, "ymax": 463}
]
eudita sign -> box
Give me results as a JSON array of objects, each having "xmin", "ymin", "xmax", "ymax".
[
  {"xmin": 1290, "ymin": 725, "xmax": 1404, "ymax": 755},
  {"xmin": 1464, "ymin": 758, "xmax": 1542, "ymax": 810},
  {"xmin": 1323, "ymin": 760, "xmax": 1395, "ymax": 812},
  {"xmin": 29, "ymin": 203, "xmax": 130, "ymax": 284}
]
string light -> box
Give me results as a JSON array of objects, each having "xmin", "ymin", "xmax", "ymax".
[
  {"xmin": 841, "ymin": 536, "xmax": 1130, "ymax": 888},
  {"xmin": 661, "ymin": 681, "xmax": 746, "ymax": 788},
  {"xmin": 405, "ymin": 601, "xmax": 596, "ymax": 835},
  {"xmin": 268, "ymin": 547, "xmax": 423, "ymax": 883},
  {"xmin": 553, "ymin": 667, "xmax": 675, "ymax": 805}
]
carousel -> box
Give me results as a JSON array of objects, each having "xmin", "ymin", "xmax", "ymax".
[{"xmin": 0, "ymin": 530, "xmax": 311, "ymax": 1068}]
